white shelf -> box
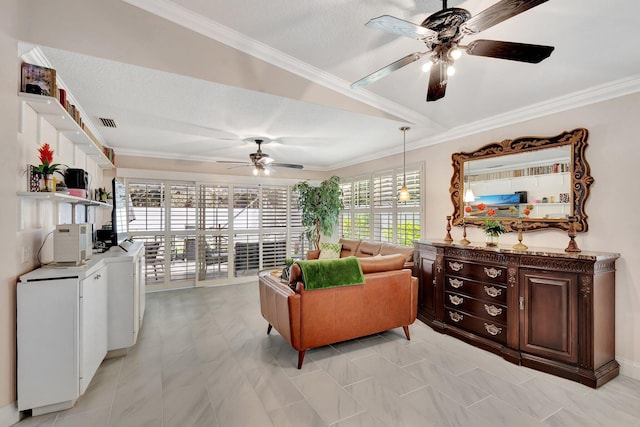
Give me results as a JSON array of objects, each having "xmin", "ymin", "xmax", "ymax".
[
  {"xmin": 19, "ymin": 92, "xmax": 114, "ymax": 169},
  {"xmin": 17, "ymin": 191, "xmax": 112, "ymax": 207}
]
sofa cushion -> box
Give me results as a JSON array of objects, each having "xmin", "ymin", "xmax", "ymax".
[
  {"xmin": 318, "ymin": 242, "xmax": 342, "ymax": 260},
  {"xmin": 355, "ymin": 241, "xmax": 382, "ymax": 257},
  {"xmin": 358, "ymin": 254, "xmax": 407, "ymax": 274},
  {"xmin": 380, "ymin": 243, "xmax": 414, "ymax": 263},
  {"xmin": 338, "ymin": 238, "xmax": 361, "ymax": 257},
  {"xmin": 295, "ymin": 256, "xmax": 365, "ymax": 290}
]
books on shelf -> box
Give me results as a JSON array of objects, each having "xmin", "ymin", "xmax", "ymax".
[{"xmin": 470, "ymin": 162, "xmax": 570, "ymax": 182}]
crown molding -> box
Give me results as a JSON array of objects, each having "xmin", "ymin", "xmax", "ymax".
[
  {"xmin": 122, "ymin": 0, "xmax": 430, "ymax": 125},
  {"xmin": 421, "ymin": 73, "xmax": 640, "ymax": 147},
  {"xmin": 328, "ymin": 74, "xmax": 640, "ymax": 170}
]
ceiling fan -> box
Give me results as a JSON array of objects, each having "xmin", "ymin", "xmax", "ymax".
[
  {"xmin": 351, "ymin": 0, "xmax": 554, "ymax": 101},
  {"xmin": 217, "ymin": 139, "xmax": 304, "ymax": 175}
]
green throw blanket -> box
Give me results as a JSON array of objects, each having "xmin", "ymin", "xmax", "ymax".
[{"xmin": 296, "ymin": 256, "xmax": 365, "ymax": 290}]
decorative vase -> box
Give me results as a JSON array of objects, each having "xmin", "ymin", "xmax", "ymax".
[
  {"xmin": 485, "ymin": 234, "xmax": 498, "ymax": 247},
  {"xmin": 40, "ymin": 174, "xmax": 54, "ymax": 192}
]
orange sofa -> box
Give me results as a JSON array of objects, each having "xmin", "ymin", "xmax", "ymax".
[{"xmin": 258, "ymin": 254, "xmax": 418, "ymax": 368}]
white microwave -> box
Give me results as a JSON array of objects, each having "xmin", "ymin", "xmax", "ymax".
[{"xmin": 54, "ymin": 223, "xmax": 92, "ymax": 265}]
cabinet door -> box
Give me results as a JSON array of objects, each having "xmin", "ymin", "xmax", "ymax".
[
  {"xmin": 418, "ymin": 255, "xmax": 437, "ymax": 318},
  {"xmin": 519, "ymin": 269, "xmax": 578, "ymax": 364},
  {"xmin": 80, "ymin": 266, "xmax": 108, "ymax": 394}
]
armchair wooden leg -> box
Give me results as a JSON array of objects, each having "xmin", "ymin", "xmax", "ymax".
[
  {"xmin": 297, "ymin": 350, "xmax": 306, "ymax": 369},
  {"xmin": 267, "ymin": 324, "xmax": 273, "ymax": 335},
  {"xmin": 403, "ymin": 325, "xmax": 411, "ymax": 340}
]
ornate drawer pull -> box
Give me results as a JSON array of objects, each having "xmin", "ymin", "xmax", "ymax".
[
  {"xmin": 484, "ymin": 323, "xmax": 503, "ymax": 336},
  {"xmin": 449, "ymin": 312, "xmax": 464, "ymax": 322},
  {"xmin": 449, "ymin": 295, "xmax": 464, "ymax": 305},
  {"xmin": 484, "ymin": 267, "xmax": 502, "ymax": 279},
  {"xmin": 449, "ymin": 278, "xmax": 464, "ymax": 288},
  {"xmin": 484, "ymin": 286, "xmax": 502, "ymax": 298},
  {"xmin": 484, "ymin": 304, "xmax": 503, "ymax": 317},
  {"xmin": 449, "ymin": 261, "xmax": 464, "ymax": 272}
]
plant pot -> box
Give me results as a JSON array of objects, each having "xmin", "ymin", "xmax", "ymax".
[
  {"xmin": 485, "ymin": 234, "xmax": 499, "ymax": 247},
  {"xmin": 40, "ymin": 174, "xmax": 54, "ymax": 192}
]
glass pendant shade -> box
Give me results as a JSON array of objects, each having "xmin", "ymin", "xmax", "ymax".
[
  {"xmin": 398, "ymin": 126, "xmax": 411, "ymax": 201},
  {"xmin": 399, "ymin": 184, "xmax": 410, "ymax": 201},
  {"xmin": 464, "ymin": 188, "xmax": 475, "ymax": 202}
]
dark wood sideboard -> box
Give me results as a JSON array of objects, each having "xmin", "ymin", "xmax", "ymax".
[{"xmin": 413, "ymin": 240, "xmax": 620, "ymax": 388}]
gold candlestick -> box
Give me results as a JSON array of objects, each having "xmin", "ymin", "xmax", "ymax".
[
  {"xmin": 513, "ymin": 218, "xmax": 528, "ymax": 251},
  {"xmin": 565, "ymin": 216, "xmax": 581, "ymax": 252},
  {"xmin": 459, "ymin": 219, "xmax": 470, "ymax": 245},
  {"xmin": 444, "ymin": 216, "xmax": 453, "ymax": 243}
]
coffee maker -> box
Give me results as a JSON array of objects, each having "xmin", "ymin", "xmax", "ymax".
[{"xmin": 65, "ymin": 168, "xmax": 89, "ymax": 198}]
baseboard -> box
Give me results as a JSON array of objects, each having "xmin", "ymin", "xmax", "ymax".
[
  {"xmin": 0, "ymin": 401, "xmax": 20, "ymax": 427},
  {"xmin": 618, "ymin": 357, "xmax": 640, "ymax": 381}
]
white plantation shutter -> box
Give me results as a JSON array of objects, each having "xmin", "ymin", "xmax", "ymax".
[
  {"xmin": 373, "ymin": 171, "xmax": 394, "ymax": 242},
  {"xmin": 170, "ymin": 183, "xmax": 197, "ymax": 230},
  {"xmin": 129, "ymin": 182, "xmax": 164, "ymax": 231},
  {"xmin": 340, "ymin": 163, "xmax": 423, "ymax": 245},
  {"xmin": 398, "ymin": 168, "xmax": 421, "ymax": 207},
  {"xmin": 125, "ymin": 180, "xmax": 328, "ymax": 288},
  {"xmin": 340, "ymin": 211, "xmax": 352, "ymax": 239},
  {"xmin": 233, "ymin": 186, "xmax": 260, "ymax": 230},
  {"xmin": 340, "ymin": 182, "xmax": 352, "ymax": 209},
  {"xmin": 373, "ymin": 172, "xmax": 394, "ymax": 208},
  {"xmin": 353, "ymin": 212, "xmax": 371, "ymax": 240},
  {"xmin": 199, "ymin": 185, "xmax": 230, "ymax": 280},
  {"xmin": 262, "ymin": 187, "xmax": 288, "ymax": 228}
]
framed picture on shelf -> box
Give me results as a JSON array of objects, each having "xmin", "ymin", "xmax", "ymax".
[{"xmin": 21, "ymin": 63, "xmax": 56, "ymax": 97}]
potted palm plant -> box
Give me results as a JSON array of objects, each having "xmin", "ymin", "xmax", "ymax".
[{"xmin": 293, "ymin": 176, "xmax": 343, "ymax": 250}]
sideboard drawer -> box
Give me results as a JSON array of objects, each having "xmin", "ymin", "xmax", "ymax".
[
  {"xmin": 444, "ymin": 276, "xmax": 507, "ymax": 305},
  {"xmin": 445, "ymin": 259, "xmax": 508, "ymax": 284},
  {"xmin": 445, "ymin": 292, "xmax": 508, "ymax": 324},
  {"xmin": 446, "ymin": 308, "xmax": 507, "ymax": 345}
]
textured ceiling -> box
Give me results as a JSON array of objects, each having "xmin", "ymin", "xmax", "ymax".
[{"xmin": 21, "ymin": 0, "xmax": 640, "ymax": 171}]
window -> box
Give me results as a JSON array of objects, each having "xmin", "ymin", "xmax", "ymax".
[
  {"xmin": 340, "ymin": 163, "xmax": 422, "ymax": 245},
  {"xmin": 125, "ymin": 179, "xmax": 305, "ymax": 289}
]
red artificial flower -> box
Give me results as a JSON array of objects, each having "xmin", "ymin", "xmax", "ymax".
[
  {"xmin": 36, "ymin": 143, "xmax": 63, "ymax": 176},
  {"xmin": 487, "ymin": 208, "xmax": 496, "ymax": 217},
  {"xmin": 524, "ymin": 208, "xmax": 531, "ymax": 216},
  {"xmin": 477, "ymin": 203, "xmax": 486, "ymax": 211},
  {"xmin": 464, "ymin": 206, "xmax": 472, "ymax": 213},
  {"xmin": 38, "ymin": 143, "xmax": 54, "ymax": 165}
]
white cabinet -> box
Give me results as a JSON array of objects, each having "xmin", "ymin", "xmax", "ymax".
[
  {"xmin": 103, "ymin": 242, "xmax": 145, "ymax": 351},
  {"xmin": 17, "ymin": 263, "xmax": 107, "ymax": 415},
  {"xmin": 17, "ymin": 242, "xmax": 145, "ymax": 415}
]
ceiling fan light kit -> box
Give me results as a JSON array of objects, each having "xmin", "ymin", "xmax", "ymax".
[
  {"xmin": 352, "ymin": 0, "xmax": 554, "ymax": 101},
  {"xmin": 216, "ymin": 139, "xmax": 303, "ymax": 175}
]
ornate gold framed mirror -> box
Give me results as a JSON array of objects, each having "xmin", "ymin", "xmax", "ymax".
[{"xmin": 450, "ymin": 128, "xmax": 593, "ymax": 232}]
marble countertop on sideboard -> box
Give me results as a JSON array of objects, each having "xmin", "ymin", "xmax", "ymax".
[{"xmin": 415, "ymin": 239, "xmax": 620, "ymax": 262}]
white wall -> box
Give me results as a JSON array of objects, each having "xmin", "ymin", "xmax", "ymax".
[
  {"xmin": 0, "ymin": 2, "xmax": 20, "ymax": 424},
  {"xmin": 332, "ymin": 92, "xmax": 640, "ymax": 379}
]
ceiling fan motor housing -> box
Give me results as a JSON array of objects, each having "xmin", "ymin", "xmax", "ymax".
[{"xmin": 421, "ymin": 8, "xmax": 470, "ymax": 46}]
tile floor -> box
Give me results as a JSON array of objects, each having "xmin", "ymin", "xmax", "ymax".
[{"xmin": 14, "ymin": 282, "xmax": 640, "ymax": 427}]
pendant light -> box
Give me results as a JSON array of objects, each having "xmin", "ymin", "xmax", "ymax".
[
  {"xmin": 463, "ymin": 162, "xmax": 475, "ymax": 202},
  {"xmin": 398, "ymin": 126, "xmax": 410, "ymax": 202}
]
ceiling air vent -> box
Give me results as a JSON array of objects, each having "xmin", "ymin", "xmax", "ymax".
[{"xmin": 98, "ymin": 117, "xmax": 118, "ymax": 128}]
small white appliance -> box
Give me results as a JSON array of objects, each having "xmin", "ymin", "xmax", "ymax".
[{"xmin": 54, "ymin": 223, "xmax": 92, "ymax": 265}]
